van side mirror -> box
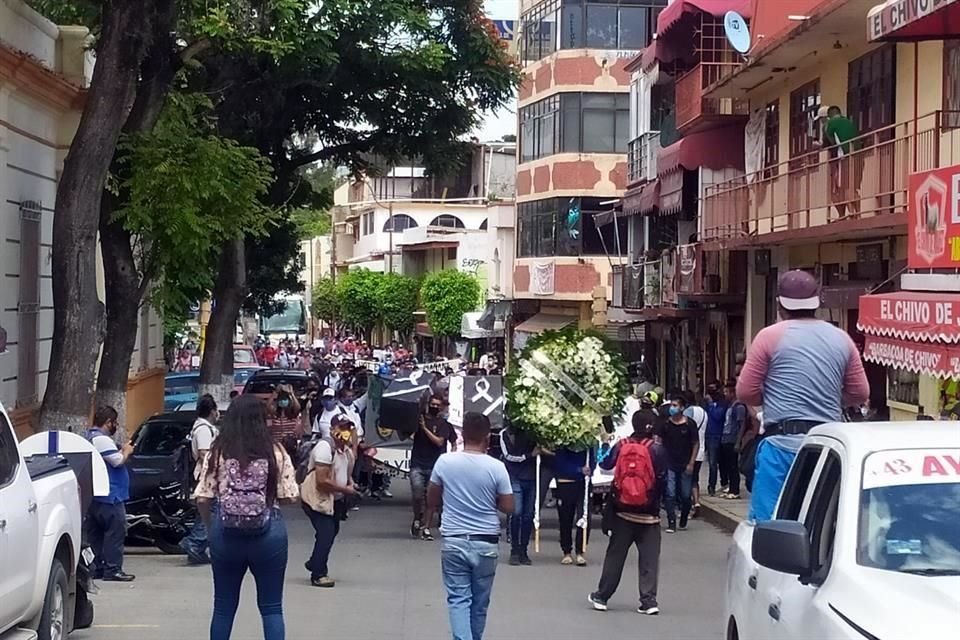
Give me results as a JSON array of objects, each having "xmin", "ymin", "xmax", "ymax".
[{"xmin": 752, "ymin": 520, "xmax": 812, "ymax": 577}]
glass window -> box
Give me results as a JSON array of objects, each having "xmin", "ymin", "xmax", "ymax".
[
  {"xmin": 944, "ymin": 40, "xmax": 960, "ymax": 128},
  {"xmin": 619, "ymin": 6, "xmax": 649, "ymax": 49},
  {"xmin": 383, "ymin": 214, "xmax": 418, "ymax": 233},
  {"xmin": 429, "ymin": 215, "xmax": 466, "ymax": 228},
  {"xmin": 561, "ymin": 93, "xmax": 581, "ymax": 152},
  {"xmin": 0, "ymin": 412, "xmax": 19, "ymax": 487},
  {"xmin": 776, "ymin": 445, "xmax": 823, "ymax": 520},
  {"xmin": 583, "ymin": 110, "xmax": 616, "ymax": 152},
  {"xmin": 887, "ymin": 368, "xmax": 919, "ymax": 405},
  {"xmin": 586, "ymin": 4, "xmax": 617, "ymax": 48},
  {"xmin": 789, "ymin": 79, "xmax": 821, "ymax": 158},
  {"xmin": 560, "ymin": 2, "xmax": 583, "ymax": 48}
]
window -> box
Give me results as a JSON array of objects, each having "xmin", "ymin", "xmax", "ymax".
[
  {"xmin": 135, "ymin": 420, "xmax": 192, "ymax": 456},
  {"xmin": 18, "ymin": 200, "xmax": 40, "ymax": 407},
  {"xmin": 520, "ymin": 95, "xmax": 560, "ymax": 162},
  {"xmin": 763, "ymin": 100, "xmax": 780, "ymax": 177},
  {"xmin": 0, "ymin": 411, "xmax": 19, "ymax": 487},
  {"xmin": 520, "ymin": 93, "xmax": 629, "ymax": 161},
  {"xmin": 804, "ymin": 451, "xmax": 842, "ymax": 581},
  {"xmin": 383, "ymin": 214, "xmax": 418, "ymax": 233},
  {"xmin": 361, "ymin": 212, "xmax": 376, "ymax": 236},
  {"xmin": 522, "ymin": 0, "xmax": 664, "ymax": 61},
  {"xmin": 428, "ymin": 215, "xmax": 465, "ymax": 229},
  {"xmin": 887, "ymin": 368, "xmax": 919, "ymax": 405},
  {"xmin": 847, "ymin": 45, "xmax": 896, "ymax": 135},
  {"xmin": 479, "ymin": 218, "xmax": 489, "ymax": 230},
  {"xmin": 789, "ymin": 80, "xmax": 821, "ymax": 158},
  {"xmin": 776, "ymin": 445, "xmax": 823, "ymax": 520},
  {"xmin": 518, "ymin": 197, "xmax": 626, "ymax": 257},
  {"xmin": 446, "ymin": 247, "xmax": 457, "ymax": 260},
  {"xmin": 944, "ymin": 40, "xmax": 960, "ymax": 128}
]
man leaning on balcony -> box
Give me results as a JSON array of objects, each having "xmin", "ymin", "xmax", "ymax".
[{"xmin": 817, "ymin": 106, "xmax": 862, "ymax": 219}]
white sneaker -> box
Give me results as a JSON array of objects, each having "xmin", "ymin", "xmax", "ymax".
[
  {"xmin": 637, "ymin": 605, "xmax": 660, "ymax": 615},
  {"xmin": 382, "ymin": 490, "xmax": 394, "ymax": 498}
]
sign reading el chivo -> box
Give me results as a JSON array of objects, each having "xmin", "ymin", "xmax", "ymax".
[
  {"xmin": 869, "ymin": 0, "xmax": 960, "ymax": 42},
  {"xmin": 908, "ymin": 164, "xmax": 960, "ymax": 269}
]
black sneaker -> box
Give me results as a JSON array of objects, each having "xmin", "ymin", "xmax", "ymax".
[
  {"xmin": 588, "ymin": 592, "xmax": 608, "ymax": 611},
  {"xmin": 410, "ymin": 520, "xmax": 421, "ymax": 539},
  {"xmin": 665, "ymin": 522, "xmax": 676, "ymax": 534},
  {"xmin": 509, "ymin": 553, "xmax": 521, "ymax": 566},
  {"xmin": 420, "ymin": 528, "xmax": 435, "ymax": 541},
  {"xmin": 637, "ymin": 604, "xmax": 660, "ymax": 615},
  {"xmin": 679, "ymin": 514, "xmax": 689, "ymax": 530},
  {"xmin": 519, "ymin": 553, "xmax": 533, "ymax": 566}
]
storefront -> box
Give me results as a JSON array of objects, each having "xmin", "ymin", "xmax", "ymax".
[{"xmin": 858, "ymin": 163, "xmax": 960, "ymax": 419}]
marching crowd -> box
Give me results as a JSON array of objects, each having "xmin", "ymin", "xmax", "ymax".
[{"xmin": 84, "ymin": 269, "xmax": 875, "ymax": 640}]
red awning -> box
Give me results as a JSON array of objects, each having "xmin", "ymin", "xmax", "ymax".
[
  {"xmin": 657, "ymin": 127, "xmax": 746, "ymax": 176},
  {"xmin": 863, "ymin": 335, "xmax": 960, "ymax": 380},
  {"xmin": 623, "ymin": 180, "xmax": 660, "ymax": 217},
  {"xmin": 868, "ymin": 0, "xmax": 960, "ymax": 42},
  {"xmin": 858, "ymin": 292, "xmax": 960, "ymax": 343},
  {"xmin": 656, "ymin": 0, "xmax": 752, "ymax": 35}
]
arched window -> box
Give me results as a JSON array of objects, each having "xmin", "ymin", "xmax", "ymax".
[
  {"xmin": 383, "ymin": 214, "xmax": 418, "ymax": 233},
  {"xmin": 429, "ymin": 214, "xmax": 466, "ymax": 229},
  {"xmin": 479, "ymin": 218, "xmax": 489, "ymax": 230}
]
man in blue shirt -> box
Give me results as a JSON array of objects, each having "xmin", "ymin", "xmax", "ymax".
[
  {"xmin": 85, "ymin": 405, "xmax": 135, "ymax": 581},
  {"xmin": 704, "ymin": 384, "xmax": 728, "ymax": 496},
  {"xmin": 424, "ymin": 413, "xmax": 514, "ymax": 640}
]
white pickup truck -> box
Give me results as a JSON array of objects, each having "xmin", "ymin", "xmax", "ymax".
[
  {"xmin": 0, "ymin": 403, "xmax": 87, "ymax": 640},
  {"xmin": 725, "ymin": 422, "xmax": 960, "ymax": 640}
]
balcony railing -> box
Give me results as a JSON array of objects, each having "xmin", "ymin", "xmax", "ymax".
[
  {"xmin": 702, "ymin": 111, "xmax": 960, "ymax": 242},
  {"xmin": 675, "ymin": 63, "xmax": 749, "ymax": 132},
  {"xmin": 627, "ymin": 131, "xmax": 662, "ymax": 185}
]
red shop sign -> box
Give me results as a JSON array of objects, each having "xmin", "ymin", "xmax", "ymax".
[
  {"xmin": 858, "ymin": 291, "xmax": 960, "ymax": 343},
  {"xmin": 908, "ymin": 165, "xmax": 960, "ymax": 269},
  {"xmin": 863, "ymin": 335, "xmax": 960, "ymax": 379}
]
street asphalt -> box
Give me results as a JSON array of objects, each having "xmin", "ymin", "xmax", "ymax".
[{"xmin": 73, "ymin": 485, "xmax": 732, "ymax": 640}]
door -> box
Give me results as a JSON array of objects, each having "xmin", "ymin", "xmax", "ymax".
[
  {"xmin": 0, "ymin": 411, "xmax": 39, "ymax": 624},
  {"xmin": 847, "ymin": 45, "xmax": 896, "ymax": 212},
  {"xmin": 745, "ymin": 444, "xmax": 824, "ymax": 639},
  {"xmin": 759, "ymin": 445, "xmax": 843, "ymax": 640}
]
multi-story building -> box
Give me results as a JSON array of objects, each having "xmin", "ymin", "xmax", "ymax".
[
  {"xmin": 330, "ymin": 142, "xmax": 517, "ymax": 355},
  {"xmin": 614, "ymin": 0, "xmax": 753, "ymax": 388},
  {"xmin": 1, "ymin": 1, "xmax": 165, "ymax": 436},
  {"xmin": 686, "ymin": 0, "xmax": 960, "ymax": 418},
  {"xmin": 512, "ymin": 0, "xmax": 668, "ymax": 357}
]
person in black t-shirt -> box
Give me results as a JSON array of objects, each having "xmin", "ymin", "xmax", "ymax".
[
  {"xmin": 657, "ymin": 393, "xmax": 700, "ymax": 533},
  {"xmin": 409, "ymin": 394, "xmax": 457, "ymax": 541}
]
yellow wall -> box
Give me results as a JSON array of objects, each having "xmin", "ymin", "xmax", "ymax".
[{"xmin": 125, "ymin": 367, "xmax": 166, "ymax": 430}]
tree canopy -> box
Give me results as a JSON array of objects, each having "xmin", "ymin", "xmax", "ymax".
[{"xmin": 420, "ymin": 269, "xmax": 480, "ymax": 337}]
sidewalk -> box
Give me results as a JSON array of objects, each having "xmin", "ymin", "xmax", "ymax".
[{"xmin": 697, "ymin": 491, "xmax": 749, "ymax": 533}]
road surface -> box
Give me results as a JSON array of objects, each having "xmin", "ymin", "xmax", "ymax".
[{"xmin": 74, "ymin": 487, "xmax": 731, "ymax": 640}]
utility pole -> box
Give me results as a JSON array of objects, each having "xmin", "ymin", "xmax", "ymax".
[
  {"xmin": 330, "ymin": 212, "xmax": 338, "ymax": 336},
  {"xmin": 388, "ymin": 200, "xmax": 394, "ymax": 273}
]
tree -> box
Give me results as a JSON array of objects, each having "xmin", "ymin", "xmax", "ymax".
[
  {"xmin": 311, "ymin": 276, "xmax": 338, "ymax": 331},
  {"xmin": 378, "ymin": 273, "xmax": 419, "ymax": 340},
  {"xmin": 420, "ymin": 269, "xmax": 480, "ymax": 338},
  {"xmin": 31, "ymin": 0, "xmax": 313, "ymax": 429},
  {"xmin": 334, "ymin": 270, "xmax": 382, "ymax": 338}
]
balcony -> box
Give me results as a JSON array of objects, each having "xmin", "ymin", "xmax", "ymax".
[
  {"xmin": 627, "ymin": 131, "xmax": 661, "ymax": 186},
  {"xmin": 674, "ymin": 63, "xmax": 749, "ymax": 133},
  {"xmin": 613, "ymin": 244, "xmax": 745, "ymax": 311},
  {"xmin": 702, "ymin": 111, "xmax": 960, "ymax": 245}
]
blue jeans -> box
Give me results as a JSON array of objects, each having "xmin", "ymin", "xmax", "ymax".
[
  {"xmin": 181, "ymin": 517, "xmax": 209, "ymax": 562},
  {"xmin": 664, "ymin": 469, "xmax": 693, "ymax": 526},
  {"xmin": 705, "ymin": 439, "xmax": 724, "ymax": 493},
  {"xmin": 208, "ymin": 510, "xmax": 288, "ymax": 640},
  {"xmin": 410, "ymin": 466, "xmax": 432, "ymax": 523},
  {"xmin": 441, "ymin": 537, "xmax": 499, "ymax": 640},
  {"xmin": 510, "ymin": 479, "xmax": 535, "ymax": 555}
]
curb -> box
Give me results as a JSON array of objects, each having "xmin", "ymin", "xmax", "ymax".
[{"xmin": 697, "ymin": 501, "xmax": 744, "ymax": 534}]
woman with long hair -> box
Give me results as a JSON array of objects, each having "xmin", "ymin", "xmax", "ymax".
[{"xmin": 194, "ymin": 395, "xmax": 299, "ymax": 640}]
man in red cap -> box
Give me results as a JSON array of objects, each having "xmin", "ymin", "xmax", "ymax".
[{"xmin": 737, "ymin": 270, "xmax": 869, "ymax": 518}]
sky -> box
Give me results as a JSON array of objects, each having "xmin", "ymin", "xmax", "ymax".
[{"xmin": 478, "ymin": 0, "xmax": 519, "ymax": 142}]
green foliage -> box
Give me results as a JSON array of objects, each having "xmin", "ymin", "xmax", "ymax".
[
  {"xmin": 311, "ymin": 276, "xmax": 338, "ymax": 328},
  {"xmin": 116, "ymin": 92, "xmax": 275, "ymax": 321},
  {"xmin": 291, "ymin": 208, "xmax": 331, "ymax": 239},
  {"xmin": 420, "ymin": 269, "xmax": 480, "ymax": 337},
  {"xmin": 28, "ymin": 0, "xmax": 98, "ymax": 25},
  {"xmin": 334, "ymin": 269, "xmax": 383, "ymax": 336},
  {"xmin": 378, "ymin": 272, "xmax": 419, "ymax": 336}
]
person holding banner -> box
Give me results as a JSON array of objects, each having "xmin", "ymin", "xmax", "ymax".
[
  {"xmin": 409, "ymin": 395, "xmax": 457, "ymax": 541},
  {"xmin": 553, "ymin": 446, "xmax": 595, "ymax": 566}
]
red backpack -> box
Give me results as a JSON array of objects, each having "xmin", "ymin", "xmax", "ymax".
[{"xmin": 613, "ymin": 439, "xmax": 656, "ymax": 509}]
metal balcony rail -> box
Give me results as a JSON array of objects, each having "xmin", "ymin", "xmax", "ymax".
[
  {"xmin": 701, "ymin": 111, "xmax": 960, "ymax": 242},
  {"xmin": 627, "ymin": 131, "xmax": 661, "ymax": 185}
]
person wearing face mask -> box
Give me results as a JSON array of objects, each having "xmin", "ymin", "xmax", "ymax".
[
  {"xmin": 181, "ymin": 394, "xmax": 221, "ymax": 564},
  {"xmin": 268, "ymin": 384, "xmax": 302, "ymax": 454},
  {"xmin": 312, "ymin": 388, "xmax": 341, "ymax": 439},
  {"xmin": 409, "ymin": 395, "xmax": 457, "ymax": 541},
  {"xmin": 656, "ymin": 394, "xmax": 699, "ymax": 533}
]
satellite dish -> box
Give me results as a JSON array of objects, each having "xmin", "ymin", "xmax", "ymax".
[{"xmin": 724, "ymin": 11, "xmax": 751, "ymax": 54}]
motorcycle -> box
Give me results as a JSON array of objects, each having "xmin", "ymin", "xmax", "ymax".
[{"xmin": 125, "ymin": 481, "xmax": 197, "ymax": 554}]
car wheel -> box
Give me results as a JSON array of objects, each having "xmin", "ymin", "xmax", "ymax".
[
  {"xmin": 726, "ymin": 616, "xmax": 740, "ymax": 640},
  {"xmin": 38, "ymin": 558, "xmax": 68, "ymax": 640}
]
